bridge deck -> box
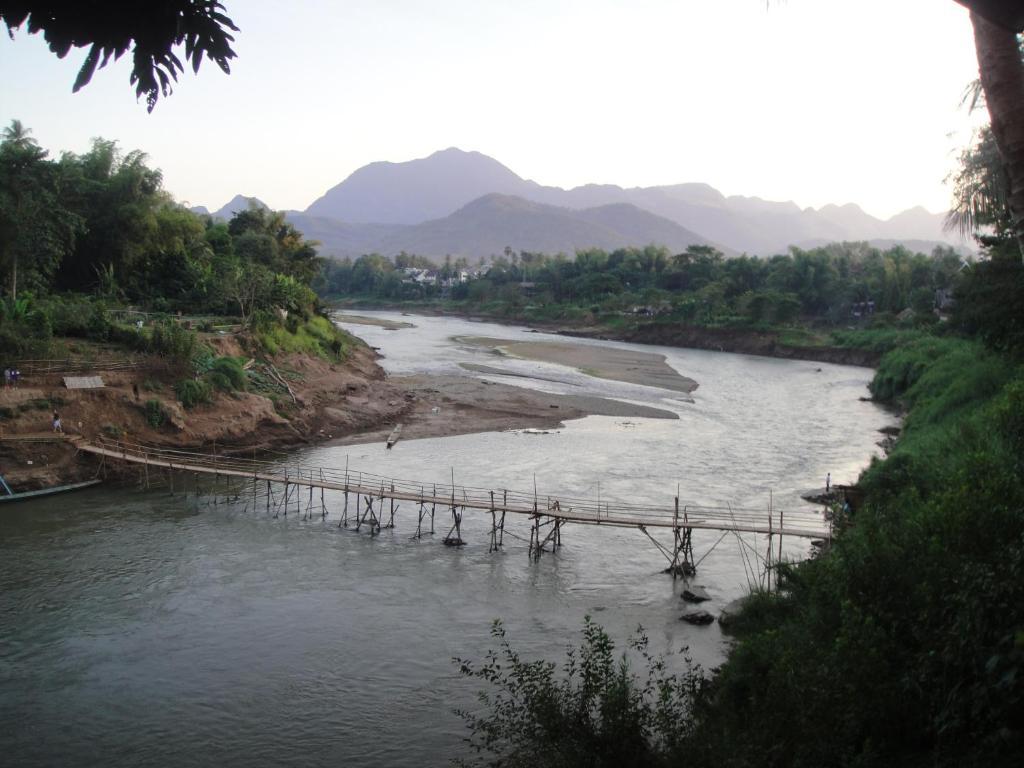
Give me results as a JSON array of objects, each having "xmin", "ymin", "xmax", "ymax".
[{"xmin": 80, "ymin": 439, "xmax": 832, "ymax": 540}]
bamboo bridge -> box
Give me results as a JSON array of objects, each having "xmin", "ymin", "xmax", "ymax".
[{"xmin": 78, "ymin": 438, "xmax": 832, "ymax": 580}]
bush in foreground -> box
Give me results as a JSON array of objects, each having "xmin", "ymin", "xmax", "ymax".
[{"xmin": 454, "ymin": 618, "xmax": 702, "ymax": 768}]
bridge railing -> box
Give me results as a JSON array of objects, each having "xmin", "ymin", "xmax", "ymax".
[{"xmin": 90, "ymin": 437, "xmax": 828, "ymax": 534}]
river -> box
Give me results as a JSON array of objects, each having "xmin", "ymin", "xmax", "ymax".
[{"xmin": 0, "ymin": 313, "xmax": 892, "ymax": 767}]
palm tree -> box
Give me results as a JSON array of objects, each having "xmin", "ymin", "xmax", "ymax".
[
  {"xmin": 945, "ymin": 126, "xmax": 1012, "ymax": 238},
  {"xmin": 1, "ymin": 120, "xmax": 35, "ymax": 150},
  {"xmin": 961, "ymin": 4, "xmax": 1024, "ymax": 257},
  {"xmin": 0, "ymin": 120, "xmax": 48, "ymax": 300}
]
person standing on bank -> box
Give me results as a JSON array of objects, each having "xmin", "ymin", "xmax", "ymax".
[
  {"xmin": 826, "ymin": 472, "xmax": 831, "ymax": 494},
  {"xmin": 52, "ymin": 411, "xmax": 62, "ymax": 434}
]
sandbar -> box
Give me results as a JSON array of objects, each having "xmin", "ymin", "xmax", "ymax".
[
  {"xmin": 334, "ymin": 313, "xmax": 415, "ymax": 330},
  {"xmin": 332, "ymin": 373, "xmax": 677, "ymax": 446},
  {"xmin": 454, "ymin": 336, "xmax": 697, "ymax": 393},
  {"xmin": 459, "ymin": 362, "xmax": 580, "ymax": 386}
]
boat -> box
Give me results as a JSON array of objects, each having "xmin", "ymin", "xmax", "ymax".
[
  {"xmin": 386, "ymin": 424, "xmax": 403, "ymax": 450},
  {"xmin": 0, "ymin": 477, "xmax": 102, "ymax": 504}
]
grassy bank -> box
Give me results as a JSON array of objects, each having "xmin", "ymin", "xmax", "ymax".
[{"xmin": 678, "ymin": 334, "xmax": 1023, "ymax": 767}]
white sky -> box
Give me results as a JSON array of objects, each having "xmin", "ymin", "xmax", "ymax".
[{"xmin": 0, "ymin": 0, "xmax": 988, "ymax": 219}]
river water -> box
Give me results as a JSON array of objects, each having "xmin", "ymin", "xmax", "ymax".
[{"xmin": 0, "ymin": 313, "xmax": 891, "ymax": 767}]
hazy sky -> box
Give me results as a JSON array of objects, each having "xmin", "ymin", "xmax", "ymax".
[{"xmin": 0, "ymin": 0, "xmax": 987, "ymax": 219}]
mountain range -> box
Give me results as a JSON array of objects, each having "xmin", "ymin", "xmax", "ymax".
[{"xmin": 199, "ymin": 148, "xmax": 968, "ymax": 259}]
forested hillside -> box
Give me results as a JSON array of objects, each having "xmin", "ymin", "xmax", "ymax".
[{"xmin": 0, "ymin": 121, "xmax": 333, "ymax": 359}]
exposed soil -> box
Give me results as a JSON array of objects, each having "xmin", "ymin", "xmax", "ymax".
[
  {"xmin": 331, "ymin": 373, "xmax": 677, "ymax": 446},
  {"xmin": 0, "ymin": 337, "xmax": 411, "ymax": 491}
]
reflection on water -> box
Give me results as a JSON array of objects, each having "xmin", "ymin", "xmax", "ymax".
[{"xmin": 0, "ymin": 313, "xmax": 892, "ymax": 767}]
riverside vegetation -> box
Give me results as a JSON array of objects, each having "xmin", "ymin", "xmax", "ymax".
[
  {"xmin": 448, "ymin": 264, "xmax": 1024, "ymax": 768},
  {"xmin": 320, "ymin": 241, "xmax": 974, "ymax": 371},
  {"xmin": 445, "ymin": 126, "xmax": 1024, "ymax": 767},
  {"xmin": 0, "ymin": 121, "xmax": 357, "ymax": 432},
  {"xmin": 447, "ymin": 257, "xmax": 1024, "ymax": 768}
]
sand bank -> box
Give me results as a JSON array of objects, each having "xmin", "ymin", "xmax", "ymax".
[
  {"xmin": 332, "ymin": 373, "xmax": 677, "ymax": 446},
  {"xmin": 453, "ymin": 336, "xmax": 698, "ymax": 394},
  {"xmin": 334, "ymin": 313, "xmax": 416, "ymax": 330}
]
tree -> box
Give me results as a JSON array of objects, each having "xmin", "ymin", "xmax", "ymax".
[
  {"xmin": 960, "ymin": 4, "xmax": 1024, "ymax": 257},
  {"xmin": 225, "ymin": 262, "xmax": 272, "ymax": 324},
  {"xmin": 0, "ymin": 1, "xmax": 238, "ymax": 111},
  {"xmin": 227, "ymin": 201, "xmax": 323, "ymax": 283},
  {"xmin": 0, "ymin": 120, "xmax": 81, "ymax": 299},
  {"xmin": 946, "ymin": 126, "xmax": 1013, "ymax": 238},
  {"xmin": 54, "ymin": 138, "xmax": 167, "ymax": 293}
]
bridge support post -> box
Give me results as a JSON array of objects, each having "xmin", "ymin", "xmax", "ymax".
[
  {"xmin": 414, "ymin": 485, "xmax": 433, "ymax": 539},
  {"xmin": 666, "ymin": 526, "xmax": 695, "ymax": 577},
  {"xmin": 385, "ymin": 484, "xmax": 396, "ymax": 529},
  {"xmin": 340, "ymin": 485, "xmax": 349, "ymax": 528},
  {"xmin": 663, "ymin": 497, "xmax": 695, "ymax": 578},
  {"xmin": 306, "ymin": 476, "xmax": 313, "ymax": 521},
  {"xmin": 528, "ymin": 515, "xmax": 562, "ymax": 560},
  {"xmin": 443, "ymin": 507, "xmax": 465, "ymax": 546},
  {"xmin": 443, "ymin": 479, "xmax": 465, "ymax": 546},
  {"xmin": 488, "ymin": 490, "xmax": 505, "ymax": 552},
  {"xmin": 320, "ymin": 470, "xmax": 326, "ymax": 521},
  {"xmin": 640, "ymin": 522, "xmax": 695, "ymax": 577},
  {"xmin": 356, "ymin": 494, "xmax": 381, "ymax": 535}
]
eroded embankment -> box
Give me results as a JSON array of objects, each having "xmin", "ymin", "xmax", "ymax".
[{"xmin": 0, "ymin": 339, "xmax": 412, "ymax": 491}]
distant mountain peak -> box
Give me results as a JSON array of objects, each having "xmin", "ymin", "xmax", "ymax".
[
  {"xmin": 305, "ymin": 148, "xmax": 529, "ymax": 224},
  {"xmin": 204, "ymin": 194, "xmax": 267, "ymax": 221},
  {"xmin": 889, "ymin": 205, "xmax": 936, "ymax": 218},
  {"xmin": 279, "ymin": 147, "xmax": 969, "ymax": 255}
]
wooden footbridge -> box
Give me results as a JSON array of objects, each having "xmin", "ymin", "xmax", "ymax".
[{"xmin": 79, "ymin": 438, "xmax": 832, "ymax": 579}]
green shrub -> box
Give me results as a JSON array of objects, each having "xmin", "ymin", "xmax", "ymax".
[
  {"xmin": 208, "ymin": 357, "xmax": 247, "ymax": 391},
  {"xmin": 456, "ymin": 618, "xmax": 702, "ymax": 766},
  {"xmin": 149, "ymin": 321, "xmax": 197, "ymax": 361},
  {"xmin": 830, "ymin": 327, "xmax": 932, "ymax": 353},
  {"xmin": 174, "ymin": 378, "xmax": 211, "ymax": 408},
  {"xmin": 101, "ymin": 423, "xmax": 123, "ymax": 438},
  {"xmin": 951, "ymin": 256, "xmax": 1024, "ymax": 354},
  {"xmin": 143, "ymin": 399, "xmax": 167, "ymax": 428},
  {"xmin": 254, "ymin": 315, "xmax": 352, "ymax": 361},
  {"xmin": 191, "ymin": 344, "xmax": 216, "ymax": 374}
]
